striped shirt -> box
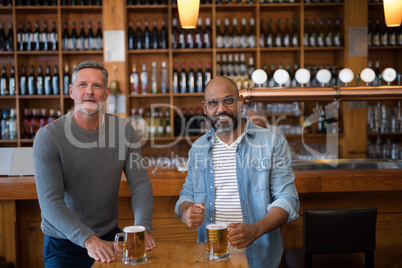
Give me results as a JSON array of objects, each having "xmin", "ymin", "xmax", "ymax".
[{"xmin": 212, "ymin": 133, "xmax": 244, "ymax": 224}]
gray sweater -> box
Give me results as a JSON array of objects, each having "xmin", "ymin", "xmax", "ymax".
[{"xmin": 33, "ymin": 112, "xmax": 153, "ymax": 247}]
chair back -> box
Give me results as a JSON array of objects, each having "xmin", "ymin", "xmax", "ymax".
[{"xmin": 303, "ymin": 207, "xmax": 377, "ymax": 254}]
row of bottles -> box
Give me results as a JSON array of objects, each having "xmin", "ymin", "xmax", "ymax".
[
  {"xmin": 130, "ymin": 62, "xmax": 169, "ymax": 94},
  {"xmin": 21, "ymin": 108, "xmax": 61, "ymax": 139},
  {"xmin": 260, "ymin": 18, "xmax": 298, "ymax": 48},
  {"xmin": 0, "ymin": 22, "xmax": 14, "ymax": 51},
  {"xmin": 0, "ymin": 66, "xmax": 16, "ymax": 96},
  {"xmin": 303, "ymin": 18, "xmax": 342, "ymax": 47},
  {"xmin": 131, "ymin": 107, "xmax": 171, "ymax": 138},
  {"xmin": 128, "ymin": 20, "xmax": 168, "ymax": 50},
  {"xmin": 62, "ymin": 21, "xmax": 103, "ymax": 51},
  {"xmin": 367, "ymin": 137, "xmax": 401, "ymax": 159},
  {"xmin": 367, "ymin": 102, "xmax": 402, "ymax": 134},
  {"xmin": 19, "ymin": 65, "xmax": 60, "ymax": 95},
  {"xmin": 12, "ymin": 0, "xmax": 101, "ymax": 5},
  {"xmin": 172, "ymin": 18, "xmax": 212, "ymax": 49},
  {"xmin": 173, "ymin": 107, "xmax": 208, "ymax": 137},
  {"xmin": 216, "ymin": 18, "xmax": 256, "ymax": 49},
  {"xmin": 364, "ymin": 60, "xmax": 401, "ymax": 86},
  {"xmin": 0, "ymin": 109, "xmax": 17, "ymax": 140},
  {"xmin": 172, "ymin": 61, "xmax": 212, "ymax": 93},
  {"xmin": 368, "ymin": 18, "xmax": 402, "ymax": 47},
  {"xmin": 16, "ymin": 21, "xmax": 57, "ymax": 51},
  {"xmin": 127, "ymin": 0, "xmax": 168, "ymax": 5},
  {"xmin": 216, "ymin": 53, "xmax": 254, "ymax": 89}
]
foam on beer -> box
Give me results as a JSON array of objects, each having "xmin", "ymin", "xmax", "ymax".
[
  {"xmin": 206, "ymin": 223, "xmax": 228, "ymax": 230},
  {"xmin": 123, "ymin": 226, "xmax": 145, "ymax": 233}
]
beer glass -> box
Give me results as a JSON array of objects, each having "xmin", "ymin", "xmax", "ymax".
[
  {"xmin": 206, "ymin": 223, "xmax": 231, "ymax": 261},
  {"xmin": 114, "ymin": 226, "xmax": 148, "ymax": 265}
]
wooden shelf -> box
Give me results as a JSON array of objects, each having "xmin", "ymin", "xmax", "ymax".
[{"xmin": 368, "ymin": 132, "xmax": 402, "ymax": 136}]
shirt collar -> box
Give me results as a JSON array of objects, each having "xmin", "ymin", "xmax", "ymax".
[{"xmin": 206, "ymin": 118, "xmax": 256, "ymax": 142}]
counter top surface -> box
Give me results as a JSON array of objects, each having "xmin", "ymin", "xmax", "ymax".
[{"xmin": 91, "ymin": 242, "xmax": 248, "ymax": 268}]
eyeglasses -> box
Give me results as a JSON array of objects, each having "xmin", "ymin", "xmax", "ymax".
[{"xmin": 205, "ymin": 96, "xmax": 237, "ymax": 108}]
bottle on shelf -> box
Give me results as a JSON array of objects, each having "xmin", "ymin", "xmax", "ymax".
[
  {"xmin": 188, "ymin": 62, "xmax": 195, "ymax": 93},
  {"xmin": 164, "ymin": 108, "xmax": 171, "ymax": 137},
  {"xmin": 33, "ymin": 21, "xmax": 40, "ymax": 51},
  {"xmin": 309, "ymin": 18, "xmax": 317, "ymax": 47},
  {"xmin": 232, "ymin": 18, "xmax": 239, "ymax": 48},
  {"xmin": 248, "ymin": 18, "xmax": 256, "ymax": 48},
  {"xmin": 20, "ymin": 65, "xmax": 27, "ymax": 95},
  {"xmin": 178, "ymin": 22, "xmax": 186, "ymax": 48},
  {"xmin": 260, "ymin": 19, "xmax": 265, "ymax": 48},
  {"xmin": 216, "ymin": 19, "xmax": 223, "ymax": 48},
  {"xmin": 333, "ymin": 18, "xmax": 342, "ymax": 46},
  {"xmin": 186, "ymin": 27, "xmax": 194, "ymax": 49},
  {"xmin": 52, "ymin": 65, "xmax": 59, "ymax": 95},
  {"xmin": 63, "ymin": 64, "xmax": 70, "ymax": 95},
  {"xmin": 172, "ymin": 62, "xmax": 179, "ymax": 93},
  {"xmin": 151, "ymin": 20, "xmax": 159, "ymax": 49},
  {"xmin": 1, "ymin": 110, "xmax": 10, "ymax": 140},
  {"xmin": 0, "ymin": 67, "xmax": 8, "ymax": 96},
  {"xmin": 41, "ymin": 21, "xmax": 49, "ymax": 51},
  {"xmin": 317, "ymin": 18, "xmax": 325, "ymax": 47},
  {"xmin": 204, "ymin": 18, "xmax": 212, "ymax": 48},
  {"xmin": 195, "ymin": 18, "xmax": 203, "ymax": 49},
  {"xmin": 130, "ymin": 63, "xmax": 139, "ymax": 94},
  {"xmin": 140, "ymin": 63, "xmax": 148, "ymax": 94},
  {"xmin": 372, "ymin": 18, "xmax": 381, "ymax": 46},
  {"xmin": 179, "ymin": 62, "xmax": 187, "ymax": 93},
  {"xmin": 150, "ymin": 61, "xmax": 158, "ymax": 94},
  {"xmin": 274, "ymin": 19, "xmax": 282, "ymax": 47},
  {"xmin": 160, "ymin": 20, "xmax": 167, "ymax": 49},
  {"xmin": 195, "ymin": 62, "xmax": 203, "ymax": 93},
  {"xmin": 17, "ymin": 22, "xmax": 24, "ymax": 51},
  {"xmin": 28, "ymin": 65, "xmax": 36, "ymax": 95},
  {"xmin": 5, "ymin": 22, "xmax": 13, "ymax": 51},
  {"xmin": 160, "ymin": 61, "xmax": 168, "ymax": 94},
  {"xmin": 9, "ymin": 109, "xmax": 17, "ymax": 140},
  {"xmin": 128, "ymin": 21, "xmax": 134, "ymax": 50},
  {"xmin": 44, "ymin": 65, "xmax": 52, "ymax": 95},
  {"xmin": 62, "ymin": 22, "xmax": 69, "ymax": 50},
  {"xmin": 325, "ymin": 18, "xmax": 333, "ymax": 47},
  {"xmin": 77, "ymin": 22, "xmax": 86, "ymax": 50},
  {"xmin": 26, "ymin": 21, "xmax": 33, "ymax": 51},
  {"xmin": 143, "ymin": 20, "xmax": 150, "ymax": 49},
  {"xmin": 86, "ymin": 22, "xmax": 94, "ymax": 50},
  {"xmin": 69, "ymin": 22, "xmax": 78, "ymax": 50},
  {"xmin": 292, "ymin": 19, "xmax": 299, "ymax": 47},
  {"xmin": 95, "ymin": 21, "xmax": 103, "ymax": 50},
  {"xmin": 283, "ymin": 18, "xmax": 290, "ymax": 48},
  {"xmin": 171, "ymin": 18, "xmax": 178, "ymax": 49},
  {"xmin": 49, "ymin": 21, "xmax": 58, "ymax": 51},
  {"xmin": 266, "ymin": 19, "xmax": 273, "ymax": 48},
  {"xmin": 135, "ymin": 20, "xmax": 142, "ymax": 49},
  {"xmin": 36, "ymin": 65, "xmax": 44, "ymax": 95},
  {"xmin": 224, "ymin": 18, "xmax": 233, "ymax": 48}
]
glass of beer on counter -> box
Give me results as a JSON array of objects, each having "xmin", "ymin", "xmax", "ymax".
[
  {"xmin": 206, "ymin": 222, "xmax": 231, "ymax": 261},
  {"xmin": 114, "ymin": 225, "xmax": 147, "ymax": 265}
]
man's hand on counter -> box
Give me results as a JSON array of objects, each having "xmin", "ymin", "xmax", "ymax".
[
  {"xmin": 84, "ymin": 235, "xmax": 116, "ymax": 263},
  {"xmin": 145, "ymin": 231, "xmax": 156, "ymax": 251}
]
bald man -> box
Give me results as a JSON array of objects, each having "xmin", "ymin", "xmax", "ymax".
[{"xmin": 175, "ymin": 76, "xmax": 300, "ymax": 268}]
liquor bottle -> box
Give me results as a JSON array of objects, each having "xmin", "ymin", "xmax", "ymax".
[
  {"xmin": 143, "ymin": 20, "xmax": 150, "ymax": 49},
  {"xmin": 171, "ymin": 18, "xmax": 178, "ymax": 49},
  {"xmin": 240, "ymin": 18, "xmax": 247, "ymax": 48},
  {"xmin": 36, "ymin": 65, "xmax": 44, "ymax": 95},
  {"xmin": 380, "ymin": 20, "xmax": 388, "ymax": 46},
  {"xmin": 33, "ymin": 21, "xmax": 40, "ymax": 51},
  {"xmin": 283, "ymin": 18, "xmax": 290, "ymax": 47},
  {"xmin": 77, "ymin": 22, "xmax": 86, "ymax": 50},
  {"xmin": 28, "ymin": 65, "xmax": 36, "ymax": 95},
  {"xmin": 316, "ymin": 18, "xmax": 325, "ymax": 47},
  {"xmin": 304, "ymin": 18, "xmax": 309, "ymax": 47},
  {"xmin": 227, "ymin": 54, "xmax": 234, "ymax": 79},
  {"xmin": 195, "ymin": 18, "xmax": 203, "ymax": 49},
  {"xmin": 173, "ymin": 110, "xmax": 181, "ymax": 136},
  {"xmin": 63, "ymin": 64, "xmax": 70, "ymax": 95},
  {"xmin": 188, "ymin": 62, "xmax": 195, "ymax": 93},
  {"xmin": 44, "ymin": 65, "xmax": 52, "ymax": 95},
  {"xmin": 333, "ymin": 18, "xmax": 342, "ymax": 46},
  {"xmin": 69, "ymin": 22, "xmax": 78, "ymax": 50},
  {"xmin": 160, "ymin": 20, "xmax": 168, "ymax": 49},
  {"xmin": 150, "ymin": 61, "xmax": 158, "ymax": 93},
  {"xmin": 260, "ymin": 19, "xmax": 265, "ymax": 48},
  {"xmin": 325, "ymin": 18, "xmax": 333, "ymax": 47},
  {"xmin": 223, "ymin": 18, "xmax": 232, "ymax": 48},
  {"xmin": 309, "ymin": 18, "xmax": 317, "ymax": 47},
  {"xmin": 86, "ymin": 22, "xmax": 94, "ymax": 50},
  {"xmin": 389, "ymin": 25, "xmax": 397, "ymax": 46},
  {"xmin": 1, "ymin": 110, "xmax": 10, "ymax": 139},
  {"xmin": 40, "ymin": 21, "xmax": 49, "ymax": 50},
  {"xmin": 374, "ymin": 60, "xmax": 381, "ymax": 86},
  {"xmin": 195, "ymin": 62, "xmax": 203, "ymax": 93},
  {"xmin": 95, "ymin": 21, "xmax": 102, "ymax": 50},
  {"xmin": 232, "ymin": 18, "xmax": 239, "ymax": 48},
  {"xmin": 216, "ymin": 19, "xmax": 223, "ymax": 48},
  {"xmin": 164, "ymin": 108, "xmax": 171, "ymax": 137},
  {"xmin": 160, "ymin": 61, "xmax": 168, "ymax": 93},
  {"xmin": 26, "ymin": 21, "xmax": 33, "ymax": 51},
  {"xmin": 6, "ymin": 22, "xmax": 13, "ymax": 51},
  {"xmin": 248, "ymin": 18, "xmax": 256, "ymax": 48},
  {"xmin": 9, "ymin": 109, "xmax": 17, "ymax": 140},
  {"xmin": 179, "ymin": 62, "xmax": 187, "ymax": 93},
  {"xmin": 154, "ymin": 108, "xmax": 163, "ymax": 137},
  {"xmin": 140, "ymin": 63, "xmax": 148, "ymax": 94},
  {"xmin": 17, "ymin": 22, "xmax": 24, "ymax": 51},
  {"xmin": 62, "ymin": 22, "xmax": 69, "ymax": 50},
  {"xmin": 49, "ymin": 21, "xmax": 58, "ymax": 51},
  {"xmin": 186, "ymin": 28, "xmax": 194, "ymax": 49},
  {"xmin": 151, "ymin": 20, "xmax": 159, "ymax": 49},
  {"xmin": 20, "ymin": 66, "xmax": 27, "ymax": 95},
  {"xmin": 367, "ymin": 18, "xmax": 372, "ymax": 47},
  {"xmin": 135, "ymin": 20, "xmax": 142, "ymax": 49},
  {"xmin": 0, "ymin": 67, "xmax": 8, "ymax": 95},
  {"xmin": 172, "ymin": 62, "xmax": 179, "ymax": 93},
  {"xmin": 221, "ymin": 54, "xmax": 227, "ymax": 76},
  {"xmin": 372, "ymin": 18, "xmax": 381, "ymax": 46},
  {"xmin": 203, "ymin": 18, "xmax": 212, "ymax": 48},
  {"xmin": 52, "ymin": 65, "xmax": 59, "ymax": 95},
  {"xmin": 0, "ymin": 23, "xmax": 6, "ymax": 51},
  {"xmin": 266, "ymin": 19, "xmax": 273, "ymax": 47},
  {"xmin": 291, "ymin": 19, "xmax": 299, "ymax": 47},
  {"xmin": 274, "ymin": 19, "xmax": 282, "ymax": 47},
  {"xmin": 130, "ymin": 64, "xmax": 139, "ymax": 94}
]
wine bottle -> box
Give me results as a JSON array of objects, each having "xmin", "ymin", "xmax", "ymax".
[
  {"xmin": 135, "ymin": 20, "xmax": 142, "ymax": 49},
  {"xmin": 309, "ymin": 18, "xmax": 317, "ymax": 47},
  {"xmin": 150, "ymin": 61, "xmax": 158, "ymax": 93},
  {"xmin": 36, "ymin": 65, "xmax": 44, "ymax": 95},
  {"xmin": 130, "ymin": 64, "xmax": 139, "ymax": 94},
  {"xmin": 195, "ymin": 18, "xmax": 203, "ymax": 49},
  {"xmin": 69, "ymin": 22, "xmax": 78, "ymax": 50},
  {"xmin": 17, "ymin": 22, "xmax": 24, "ymax": 51},
  {"xmin": 304, "ymin": 18, "xmax": 309, "ymax": 47},
  {"xmin": 77, "ymin": 22, "xmax": 85, "ymax": 50},
  {"xmin": 143, "ymin": 20, "xmax": 150, "ymax": 49},
  {"xmin": 325, "ymin": 18, "xmax": 333, "ymax": 47},
  {"xmin": 160, "ymin": 20, "xmax": 167, "ymax": 49},
  {"xmin": 49, "ymin": 21, "xmax": 58, "ymax": 51},
  {"xmin": 151, "ymin": 20, "xmax": 159, "ymax": 49},
  {"xmin": 380, "ymin": 20, "xmax": 388, "ymax": 46},
  {"xmin": 227, "ymin": 54, "xmax": 234, "ymax": 79},
  {"xmin": 44, "ymin": 65, "xmax": 52, "ymax": 95},
  {"xmin": 8, "ymin": 67, "xmax": 15, "ymax": 95},
  {"xmin": 52, "ymin": 65, "xmax": 59, "ymax": 95},
  {"xmin": 128, "ymin": 21, "xmax": 134, "ymax": 50},
  {"xmin": 204, "ymin": 18, "xmax": 211, "ymax": 48},
  {"xmin": 28, "ymin": 65, "xmax": 36, "ymax": 95},
  {"xmin": 240, "ymin": 18, "xmax": 247, "ymax": 48},
  {"xmin": 33, "ymin": 21, "xmax": 40, "ymax": 51},
  {"xmin": 266, "ymin": 19, "xmax": 273, "ymax": 47},
  {"xmin": 188, "ymin": 62, "xmax": 195, "ymax": 93},
  {"xmin": 223, "ymin": 18, "xmax": 232, "ymax": 48},
  {"xmin": 63, "ymin": 64, "xmax": 70, "ymax": 95},
  {"xmin": 160, "ymin": 61, "xmax": 168, "ymax": 93},
  {"xmin": 87, "ymin": 22, "xmax": 94, "ymax": 50},
  {"xmin": 179, "ymin": 62, "xmax": 187, "ymax": 93},
  {"xmin": 172, "ymin": 62, "xmax": 179, "ymax": 93},
  {"xmin": 186, "ymin": 28, "xmax": 194, "ymax": 49},
  {"xmin": 26, "ymin": 21, "xmax": 33, "ymax": 51},
  {"xmin": 195, "ymin": 62, "xmax": 203, "ymax": 93},
  {"xmin": 292, "ymin": 18, "xmax": 299, "ymax": 47},
  {"xmin": 41, "ymin": 21, "xmax": 49, "ymax": 50},
  {"xmin": 216, "ymin": 19, "xmax": 223, "ymax": 48},
  {"xmin": 6, "ymin": 22, "xmax": 13, "ymax": 51},
  {"xmin": 95, "ymin": 21, "xmax": 102, "ymax": 50},
  {"xmin": 204, "ymin": 61, "xmax": 212, "ymax": 87},
  {"xmin": 317, "ymin": 18, "xmax": 324, "ymax": 47},
  {"xmin": 333, "ymin": 18, "xmax": 342, "ymax": 46},
  {"xmin": 171, "ymin": 18, "xmax": 178, "ymax": 49},
  {"xmin": 140, "ymin": 63, "xmax": 148, "ymax": 94},
  {"xmin": 0, "ymin": 67, "xmax": 8, "ymax": 95},
  {"xmin": 20, "ymin": 65, "xmax": 27, "ymax": 95},
  {"xmin": 275, "ymin": 19, "xmax": 282, "ymax": 47},
  {"xmin": 62, "ymin": 22, "xmax": 69, "ymax": 51},
  {"xmin": 283, "ymin": 18, "xmax": 290, "ymax": 47},
  {"xmin": 248, "ymin": 18, "xmax": 256, "ymax": 48},
  {"xmin": 0, "ymin": 23, "xmax": 5, "ymax": 51},
  {"xmin": 260, "ymin": 19, "xmax": 265, "ymax": 48},
  {"xmin": 232, "ymin": 18, "xmax": 239, "ymax": 48},
  {"xmin": 372, "ymin": 18, "xmax": 381, "ymax": 47}
]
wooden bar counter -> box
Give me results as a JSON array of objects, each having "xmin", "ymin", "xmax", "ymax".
[
  {"xmin": 91, "ymin": 242, "xmax": 248, "ymax": 268},
  {"xmin": 1, "ymin": 166, "xmax": 402, "ymax": 267}
]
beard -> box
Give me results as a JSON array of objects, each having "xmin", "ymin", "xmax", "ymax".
[{"xmin": 206, "ymin": 109, "xmax": 241, "ymax": 134}]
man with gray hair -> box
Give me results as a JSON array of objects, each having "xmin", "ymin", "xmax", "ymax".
[{"xmin": 33, "ymin": 60, "xmax": 155, "ymax": 267}]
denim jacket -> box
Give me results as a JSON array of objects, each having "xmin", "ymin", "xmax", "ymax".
[{"xmin": 175, "ymin": 119, "xmax": 300, "ymax": 268}]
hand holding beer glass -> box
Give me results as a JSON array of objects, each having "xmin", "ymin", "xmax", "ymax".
[
  {"xmin": 114, "ymin": 226, "xmax": 148, "ymax": 265},
  {"xmin": 206, "ymin": 223, "xmax": 233, "ymax": 261}
]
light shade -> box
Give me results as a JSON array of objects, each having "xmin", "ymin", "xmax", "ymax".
[
  {"xmin": 383, "ymin": 0, "xmax": 402, "ymax": 27},
  {"xmin": 177, "ymin": 0, "xmax": 200, "ymax": 29}
]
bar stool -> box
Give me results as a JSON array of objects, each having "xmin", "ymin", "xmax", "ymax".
[{"xmin": 284, "ymin": 207, "xmax": 377, "ymax": 268}]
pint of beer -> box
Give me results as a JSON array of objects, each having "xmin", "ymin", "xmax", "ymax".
[
  {"xmin": 206, "ymin": 223, "xmax": 230, "ymax": 261},
  {"xmin": 114, "ymin": 226, "xmax": 148, "ymax": 265}
]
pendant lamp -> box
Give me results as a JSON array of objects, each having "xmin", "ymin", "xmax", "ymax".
[
  {"xmin": 383, "ymin": 0, "xmax": 402, "ymax": 27},
  {"xmin": 177, "ymin": 0, "xmax": 200, "ymax": 29}
]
